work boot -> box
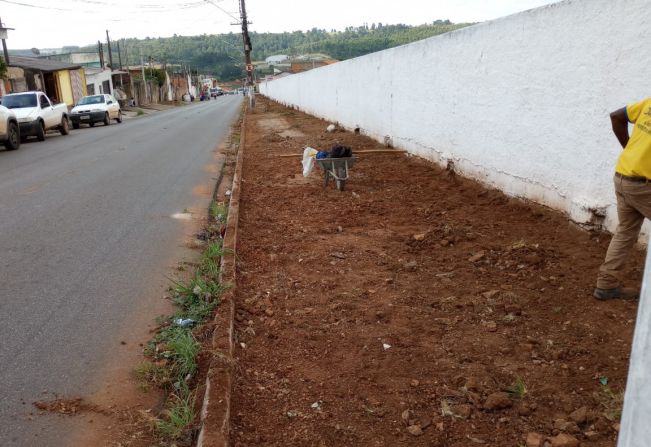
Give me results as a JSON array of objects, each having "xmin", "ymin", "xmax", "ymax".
[{"xmin": 593, "ymin": 287, "xmax": 639, "ymax": 301}]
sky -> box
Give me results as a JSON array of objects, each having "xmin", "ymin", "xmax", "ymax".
[{"xmin": 0, "ymin": 0, "xmax": 564, "ymax": 50}]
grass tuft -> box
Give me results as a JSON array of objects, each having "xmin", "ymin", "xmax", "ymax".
[
  {"xmin": 211, "ymin": 202, "xmax": 228, "ymax": 221},
  {"xmin": 136, "ymin": 185, "xmax": 229, "ymax": 444},
  {"xmin": 156, "ymin": 390, "xmax": 196, "ymax": 439},
  {"xmin": 506, "ymin": 377, "xmax": 528, "ymax": 399},
  {"xmin": 134, "ymin": 361, "xmax": 170, "ymax": 389},
  {"xmin": 166, "ymin": 327, "xmax": 200, "ymax": 379},
  {"xmin": 440, "ymin": 399, "xmax": 455, "ymax": 417},
  {"xmin": 594, "ymin": 385, "xmax": 624, "ymax": 421}
]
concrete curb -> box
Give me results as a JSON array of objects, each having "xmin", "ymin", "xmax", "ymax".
[{"xmin": 196, "ymin": 108, "xmax": 246, "ymax": 447}]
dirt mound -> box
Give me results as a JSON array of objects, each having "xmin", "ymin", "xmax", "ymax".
[{"xmin": 33, "ymin": 398, "xmax": 89, "ymax": 416}]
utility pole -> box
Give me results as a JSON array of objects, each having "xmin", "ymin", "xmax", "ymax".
[
  {"xmin": 106, "ymin": 30, "xmax": 113, "ymax": 70},
  {"xmin": 122, "ymin": 39, "xmax": 128, "ymax": 68},
  {"xmin": 98, "ymin": 40, "xmax": 104, "ymax": 69},
  {"xmin": 188, "ymin": 65, "xmax": 193, "ymax": 99},
  {"xmin": 140, "ymin": 48, "xmax": 148, "ymax": 104},
  {"xmin": 124, "ymin": 39, "xmax": 135, "ymax": 104},
  {"xmin": 237, "ymin": 0, "xmax": 255, "ymax": 108},
  {"xmin": 116, "ymin": 40, "xmax": 123, "ymax": 70}
]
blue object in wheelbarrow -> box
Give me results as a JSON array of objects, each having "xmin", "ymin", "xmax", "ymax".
[{"xmin": 315, "ymin": 156, "xmax": 356, "ymax": 191}]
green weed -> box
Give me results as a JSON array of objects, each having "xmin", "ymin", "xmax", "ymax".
[
  {"xmin": 198, "ymin": 241, "xmax": 224, "ymax": 277},
  {"xmin": 140, "ymin": 187, "xmax": 230, "ymax": 444},
  {"xmin": 506, "ymin": 377, "xmax": 528, "ymax": 399},
  {"xmin": 150, "ymin": 325, "xmax": 200, "ymax": 380},
  {"xmin": 136, "ymin": 109, "xmax": 145, "ymax": 116},
  {"xmin": 176, "ymin": 297, "xmax": 218, "ymax": 323},
  {"xmin": 210, "ymin": 202, "xmax": 228, "ymax": 221},
  {"xmin": 594, "ymin": 385, "xmax": 624, "ymax": 421},
  {"xmin": 166, "ymin": 327, "xmax": 200, "ymax": 379},
  {"xmin": 172, "ymin": 276, "xmax": 224, "ymax": 306},
  {"xmin": 156, "ymin": 390, "xmax": 196, "ymax": 440},
  {"xmin": 134, "ymin": 361, "xmax": 170, "ymax": 388}
]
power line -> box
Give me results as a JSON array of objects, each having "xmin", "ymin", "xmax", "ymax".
[
  {"xmin": 0, "ymin": 0, "xmax": 71, "ymax": 11},
  {"xmin": 203, "ymin": 0, "xmax": 240, "ymax": 22},
  {"xmin": 0, "ymin": 0, "xmax": 207, "ymax": 13}
]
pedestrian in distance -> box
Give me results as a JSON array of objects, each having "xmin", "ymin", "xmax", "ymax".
[{"xmin": 594, "ymin": 98, "xmax": 651, "ymax": 300}]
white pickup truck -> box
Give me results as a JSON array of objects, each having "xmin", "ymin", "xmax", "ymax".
[{"xmin": 2, "ymin": 91, "xmax": 70, "ymax": 141}]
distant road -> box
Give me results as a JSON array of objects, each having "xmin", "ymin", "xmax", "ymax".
[{"xmin": 0, "ymin": 96, "xmax": 242, "ymax": 446}]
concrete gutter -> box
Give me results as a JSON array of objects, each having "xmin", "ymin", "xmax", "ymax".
[{"xmin": 196, "ymin": 108, "xmax": 246, "ymax": 447}]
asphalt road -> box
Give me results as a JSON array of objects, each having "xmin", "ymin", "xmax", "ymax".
[{"xmin": 0, "ymin": 96, "xmax": 242, "ymax": 446}]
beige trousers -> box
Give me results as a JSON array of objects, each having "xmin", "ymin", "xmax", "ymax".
[{"xmin": 597, "ymin": 175, "xmax": 651, "ymax": 289}]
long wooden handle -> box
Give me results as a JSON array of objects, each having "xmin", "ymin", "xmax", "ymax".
[{"xmin": 278, "ymin": 149, "xmax": 406, "ymax": 158}]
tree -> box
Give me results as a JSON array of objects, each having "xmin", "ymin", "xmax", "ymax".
[
  {"xmin": 72, "ymin": 21, "xmax": 471, "ymax": 82},
  {"xmin": 146, "ymin": 67, "xmax": 166, "ymax": 87}
]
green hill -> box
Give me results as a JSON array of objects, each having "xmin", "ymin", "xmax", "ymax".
[{"xmin": 27, "ymin": 21, "xmax": 474, "ymax": 81}]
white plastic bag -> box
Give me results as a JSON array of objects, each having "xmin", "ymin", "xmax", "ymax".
[{"xmin": 302, "ymin": 147, "xmax": 318, "ymax": 177}]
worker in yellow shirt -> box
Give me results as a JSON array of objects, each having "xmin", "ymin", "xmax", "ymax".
[{"xmin": 595, "ymin": 98, "xmax": 651, "ymax": 300}]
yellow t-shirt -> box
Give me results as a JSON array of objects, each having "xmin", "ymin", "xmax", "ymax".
[{"xmin": 615, "ymin": 97, "xmax": 651, "ymax": 178}]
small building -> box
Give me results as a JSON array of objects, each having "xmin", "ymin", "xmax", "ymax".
[
  {"xmin": 3, "ymin": 56, "xmax": 87, "ymax": 106},
  {"xmin": 84, "ymin": 67, "xmax": 114, "ymax": 96},
  {"xmin": 41, "ymin": 51, "xmax": 102, "ymax": 68},
  {"xmin": 265, "ymin": 54, "xmax": 289, "ymax": 65}
]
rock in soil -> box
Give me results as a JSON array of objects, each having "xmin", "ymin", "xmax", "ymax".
[
  {"xmin": 418, "ymin": 416, "xmax": 432, "ymax": 429},
  {"xmin": 483, "ymin": 392, "xmax": 513, "ymax": 411},
  {"xmin": 403, "ymin": 260, "xmax": 418, "ymax": 271},
  {"xmin": 481, "ymin": 289, "xmax": 500, "ymax": 299},
  {"xmin": 526, "ymin": 432, "xmax": 544, "ymax": 447},
  {"xmin": 453, "ymin": 404, "xmax": 473, "ymax": 419},
  {"xmin": 584, "ymin": 430, "xmax": 599, "ymax": 440},
  {"xmin": 569, "ymin": 406, "xmax": 587, "ymax": 424},
  {"xmin": 550, "ymin": 433, "xmax": 579, "ymax": 447},
  {"xmin": 401, "ymin": 409, "xmax": 414, "ymax": 425},
  {"xmin": 406, "ymin": 425, "xmax": 423, "ymax": 436}
]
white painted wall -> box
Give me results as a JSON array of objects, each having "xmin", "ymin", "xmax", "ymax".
[
  {"xmin": 84, "ymin": 68, "xmax": 113, "ymax": 97},
  {"xmin": 260, "ymin": 0, "xmax": 650, "ymax": 232},
  {"xmin": 618, "ymin": 249, "xmax": 651, "ymax": 447}
]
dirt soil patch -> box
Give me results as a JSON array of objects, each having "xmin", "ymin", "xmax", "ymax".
[{"xmin": 229, "ymin": 96, "xmax": 642, "ymax": 446}]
